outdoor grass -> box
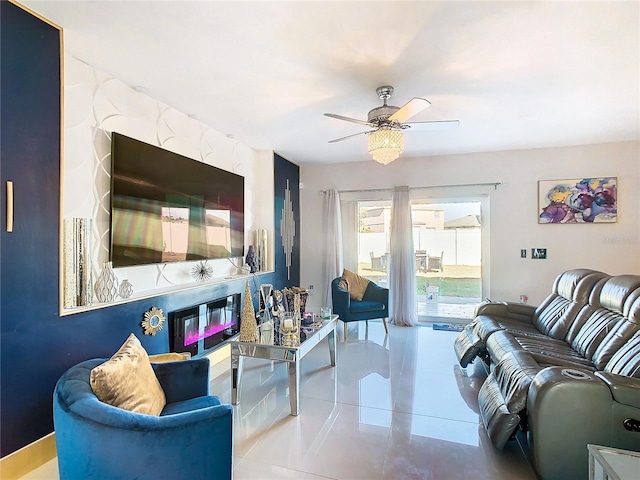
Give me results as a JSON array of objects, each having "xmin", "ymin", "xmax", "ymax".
[
  {"xmin": 358, "ymin": 263, "xmax": 482, "ymax": 298},
  {"xmin": 416, "ymin": 276, "xmax": 481, "ymax": 298}
]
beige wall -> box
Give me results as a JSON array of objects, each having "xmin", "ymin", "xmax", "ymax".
[{"xmin": 300, "ymin": 141, "xmax": 640, "ymax": 309}]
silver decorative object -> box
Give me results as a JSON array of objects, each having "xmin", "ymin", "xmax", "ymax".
[
  {"xmin": 255, "ymin": 229, "xmax": 268, "ymax": 272},
  {"xmin": 191, "ymin": 260, "xmax": 213, "ymax": 282},
  {"xmin": 259, "ymin": 283, "xmax": 273, "ymax": 321},
  {"xmin": 118, "ymin": 279, "xmax": 133, "ymax": 299},
  {"xmin": 258, "ymin": 320, "xmax": 274, "ymax": 345},
  {"xmin": 94, "ymin": 261, "xmax": 119, "ymax": 303},
  {"xmin": 63, "ymin": 218, "xmax": 92, "ymax": 308},
  {"xmin": 280, "ymin": 180, "xmax": 295, "ymax": 280}
]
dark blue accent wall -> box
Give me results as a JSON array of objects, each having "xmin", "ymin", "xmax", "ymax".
[
  {"xmin": 0, "ymin": 3, "xmax": 297, "ymax": 457},
  {"xmin": 1, "ymin": 0, "xmax": 62, "ymax": 457},
  {"xmin": 273, "ymin": 153, "xmax": 300, "ymax": 287}
]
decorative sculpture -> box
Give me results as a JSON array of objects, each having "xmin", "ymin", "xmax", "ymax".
[
  {"xmin": 245, "ymin": 245, "xmax": 258, "ymax": 273},
  {"xmin": 271, "ymin": 289, "xmax": 286, "ymax": 321},
  {"xmin": 191, "ymin": 260, "xmax": 213, "ymax": 282},
  {"xmin": 259, "ymin": 284, "xmax": 273, "ymax": 320},
  {"xmin": 239, "ymin": 281, "xmax": 258, "ymax": 342}
]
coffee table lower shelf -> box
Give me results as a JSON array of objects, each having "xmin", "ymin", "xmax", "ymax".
[{"xmin": 229, "ymin": 315, "xmax": 338, "ymax": 415}]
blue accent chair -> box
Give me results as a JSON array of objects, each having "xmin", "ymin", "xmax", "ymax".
[
  {"xmin": 331, "ymin": 277, "xmax": 389, "ymax": 339},
  {"xmin": 53, "ymin": 357, "xmax": 233, "ymax": 480}
]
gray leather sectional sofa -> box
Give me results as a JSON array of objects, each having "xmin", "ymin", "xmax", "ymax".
[{"xmin": 454, "ymin": 269, "xmax": 640, "ymax": 480}]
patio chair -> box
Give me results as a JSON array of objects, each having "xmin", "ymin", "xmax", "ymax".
[
  {"xmin": 415, "ymin": 250, "xmax": 427, "ymax": 273},
  {"xmin": 370, "ymin": 252, "xmax": 386, "ymax": 271},
  {"xmin": 428, "ymin": 251, "xmax": 444, "ymax": 272}
]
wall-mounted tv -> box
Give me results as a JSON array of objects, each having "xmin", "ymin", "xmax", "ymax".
[{"xmin": 110, "ymin": 132, "xmax": 244, "ymax": 268}]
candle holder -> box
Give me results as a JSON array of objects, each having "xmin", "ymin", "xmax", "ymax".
[{"xmin": 280, "ymin": 312, "xmax": 300, "ymax": 347}]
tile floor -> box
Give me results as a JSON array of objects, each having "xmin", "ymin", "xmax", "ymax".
[{"xmin": 21, "ymin": 321, "xmax": 537, "ymax": 480}]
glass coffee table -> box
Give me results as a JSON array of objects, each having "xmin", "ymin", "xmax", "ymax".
[{"xmin": 230, "ymin": 314, "xmax": 338, "ymax": 415}]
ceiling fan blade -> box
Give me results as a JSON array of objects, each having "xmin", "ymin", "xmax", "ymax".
[
  {"xmin": 324, "ymin": 113, "xmax": 374, "ymax": 127},
  {"xmin": 388, "ymin": 97, "xmax": 431, "ymax": 123},
  {"xmin": 328, "ymin": 130, "xmax": 374, "ymax": 143},
  {"xmin": 403, "ymin": 120, "xmax": 459, "ymax": 131}
]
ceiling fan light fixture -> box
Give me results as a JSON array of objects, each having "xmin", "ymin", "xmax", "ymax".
[{"xmin": 368, "ymin": 128, "xmax": 404, "ymax": 165}]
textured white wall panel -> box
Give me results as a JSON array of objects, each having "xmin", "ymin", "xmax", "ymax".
[{"xmin": 63, "ymin": 54, "xmax": 272, "ymax": 302}]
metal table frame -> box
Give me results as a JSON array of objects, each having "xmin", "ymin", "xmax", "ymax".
[{"xmin": 230, "ymin": 315, "xmax": 338, "ymax": 415}]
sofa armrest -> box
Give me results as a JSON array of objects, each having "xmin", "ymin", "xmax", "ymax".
[
  {"xmin": 55, "ymin": 397, "xmax": 233, "ymax": 480},
  {"xmin": 595, "ymin": 371, "xmax": 640, "ymax": 409},
  {"xmin": 476, "ymin": 301, "xmax": 536, "ymax": 322},
  {"xmin": 152, "ymin": 357, "xmax": 210, "ymax": 404},
  {"xmin": 363, "ymin": 282, "xmax": 389, "ymax": 305},
  {"xmin": 526, "ymin": 366, "xmax": 616, "ymax": 480},
  {"xmin": 331, "ymin": 278, "xmax": 351, "ymax": 319}
]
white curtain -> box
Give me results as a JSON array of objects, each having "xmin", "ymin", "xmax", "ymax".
[
  {"xmin": 323, "ymin": 189, "xmax": 343, "ymax": 307},
  {"xmin": 389, "ymin": 185, "xmax": 418, "ymax": 326}
]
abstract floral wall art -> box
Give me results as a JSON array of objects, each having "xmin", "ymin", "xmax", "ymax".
[{"xmin": 538, "ymin": 177, "xmax": 617, "ymax": 224}]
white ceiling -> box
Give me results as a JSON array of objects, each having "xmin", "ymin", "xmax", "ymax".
[{"xmin": 24, "ymin": 0, "xmax": 640, "ymax": 165}]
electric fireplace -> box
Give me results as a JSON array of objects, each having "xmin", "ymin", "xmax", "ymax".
[{"xmin": 170, "ymin": 294, "xmax": 240, "ymax": 356}]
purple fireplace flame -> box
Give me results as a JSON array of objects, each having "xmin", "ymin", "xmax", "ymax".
[{"xmin": 171, "ymin": 293, "xmax": 240, "ymax": 356}]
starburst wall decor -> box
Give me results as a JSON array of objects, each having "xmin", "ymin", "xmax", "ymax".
[
  {"xmin": 191, "ymin": 261, "xmax": 213, "ymax": 282},
  {"xmin": 141, "ymin": 306, "xmax": 165, "ymax": 336}
]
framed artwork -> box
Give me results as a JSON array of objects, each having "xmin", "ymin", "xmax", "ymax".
[{"xmin": 538, "ymin": 177, "xmax": 617, "ymax": 224}]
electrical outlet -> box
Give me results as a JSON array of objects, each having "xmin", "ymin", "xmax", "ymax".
[
  {"xmin": 309, "ymin": 285, "xmax": 314, "ymax": 296},
  {"xmin": 521, "ymin": 249, "xmax": 527, "ymax": 258}
]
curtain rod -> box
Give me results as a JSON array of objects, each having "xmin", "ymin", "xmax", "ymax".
[{"xmin": 321, "ymin": 181, "xmax": 503, "ymax": 194}]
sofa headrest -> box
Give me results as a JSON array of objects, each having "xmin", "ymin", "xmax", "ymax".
[
  {"xmin": 586, "ymin": 277, "xmax": 611, "ymax": 308},
  {"xmin": 553, "ymin": 269, "xmax": 609, "ymax": 302},
  {"xmin": 624, "ymin": 290, "xmax": 640, "ymax": 324},
  {"xmin": 598, "ymin": 275, "xmax": 640, "ymax": 315}
]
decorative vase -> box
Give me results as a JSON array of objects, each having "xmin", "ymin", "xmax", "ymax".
[
  {"xmin": 282, "ymin": 287, "xmax": 309, "ymax": 317},
  {"xmin": 63, "ymin": 218, "xmax": 92, "ymax": 308},
  {"xmin": 239, "ymin": 281, "xmax": 258, "ymax": 342},
  {"xmin": 94, "ymin": 261, "xmax": 119, "ymax": 303},
  {"xmin": 255, "ymin": 229, "xmax": 268, "ymax": 271},
  {"xmin": 118, "ymin": 279, "xmax": 133, "ymax": 299}
]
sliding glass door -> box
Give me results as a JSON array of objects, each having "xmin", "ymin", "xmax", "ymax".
[
  {"xmin": 356, "ymin": 198, "xmax": 483, "ymax": 322},
  {"xmin": 412, "ymin": 201, "xmax": 482, "ymax": 321}
]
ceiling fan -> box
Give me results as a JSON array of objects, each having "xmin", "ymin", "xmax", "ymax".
[{"xmin": 324, "ymin": 86, "xmax": 459, "ymax": 164}]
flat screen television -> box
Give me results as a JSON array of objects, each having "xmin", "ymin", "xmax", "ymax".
[{"xmin": 110, "ymin": 132, "xmax": 244, "ymax": 268}]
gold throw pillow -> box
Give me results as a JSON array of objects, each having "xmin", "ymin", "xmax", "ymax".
[
  {"xmin": 340, "ymin": 269, "xmax": 370, "ymax": 301},
  {"xmin": 90, "ymin": 333, "xmax": 166, "ymax": 416}
]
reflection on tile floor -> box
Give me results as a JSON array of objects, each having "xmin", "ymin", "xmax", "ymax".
[
  {"xmin": 20, "ymin": 321, "xmax": 537, "ymax": 480},
  {"xmin": 224, "ymin": 320, "xmax": 537, "ymax": 480}
]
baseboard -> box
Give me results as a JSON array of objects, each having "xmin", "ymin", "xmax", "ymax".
[{"xmin": 0, "ymin": 433, "xmax": 56, "ymax": 480}]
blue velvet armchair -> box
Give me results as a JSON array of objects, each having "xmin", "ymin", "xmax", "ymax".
[
  {"xmin": 331, "ymin": 277, "xmax": 389, "ymax": 339},
  {"xmin": 53, "ymin": 357, "xmax": 233, "ymax": 480}
]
